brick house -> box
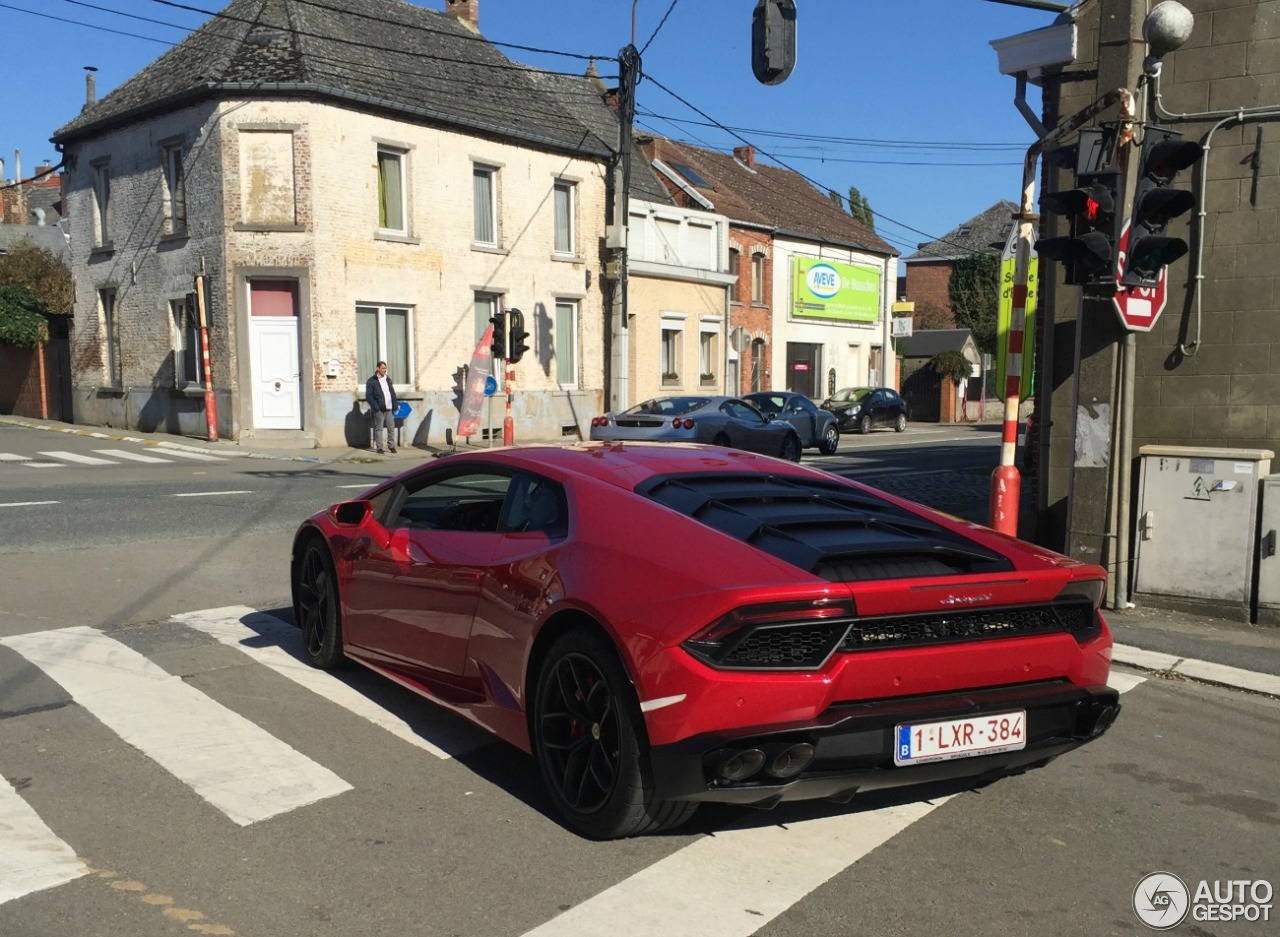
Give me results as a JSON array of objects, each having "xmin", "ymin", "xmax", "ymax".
[
  {"xmin": 50, "ymin": 0, "xmax": 612, "ymax": 447},
  {"xmin": 636, "ymin": 137, "xmax": 899, "ymax": 399},
  {"xmin": 899, "ymin": 200, "xmax": 1015, "ymax": 326}
]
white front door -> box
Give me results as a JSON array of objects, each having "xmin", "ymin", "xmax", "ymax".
[{"xmin": 248, "ymin": 281, "xmax": 301, "ymax": 430}]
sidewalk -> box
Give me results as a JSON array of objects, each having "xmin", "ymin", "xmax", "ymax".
[{"xmin": 3, "ymin": 414, "xmax": 1279, "ymax": 698}]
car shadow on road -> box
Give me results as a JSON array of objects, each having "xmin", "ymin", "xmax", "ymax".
[{"xmin": 238, "ymin": 606, "xmax": 1000, "ymax": 840}]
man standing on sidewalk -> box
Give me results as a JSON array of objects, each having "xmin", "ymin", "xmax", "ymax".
[{"xmin": 365, "ymin": 361, "xmax": 398, "ymax": 454}]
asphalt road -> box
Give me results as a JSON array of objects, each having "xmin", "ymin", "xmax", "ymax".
[{"xmin": 1, "ymin": 422, "xmax": 1275, "ymax": 937}]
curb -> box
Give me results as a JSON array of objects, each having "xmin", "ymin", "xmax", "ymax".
[
  {"xmin": 1112, "ymin": 642, "xmax": 1280, "ymax": 697},
  {"xmin": 0, "ymin": 416, "xmax": 325, "ymax": 463}
]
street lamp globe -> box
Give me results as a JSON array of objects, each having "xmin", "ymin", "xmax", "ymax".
[{"xmin": 1143, "ymin": 1, "xmax": 1194, "ymax": 74}]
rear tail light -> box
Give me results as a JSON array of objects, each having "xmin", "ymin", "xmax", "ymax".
[
  {"xmin": 1053, "ymin": 579, "xmax": 1105, "ymax": 642},
  {"xmin": 683, "ymin": 597, "xmax": 857, "ymax": 670},
  {"xmin": 672, "ymin": 417, "xmax": 695, "ymax": 429},
  {"xmin": 591, "ymin": 416, "xmax": 606, "ymax": 427}
]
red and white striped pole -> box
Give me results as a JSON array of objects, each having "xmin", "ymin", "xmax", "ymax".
[
  {"xmin": 502, "ymin": 364, "xmax": 515, "ymax": 446},
  {"xmin": 194, "ymin": 272, "xmax": 218, "ymax": 442}
]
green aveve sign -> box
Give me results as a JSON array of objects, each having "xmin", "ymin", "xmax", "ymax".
[{"xmin": 791, "ymin": 256, "xmax": 880, "ymax": 323}]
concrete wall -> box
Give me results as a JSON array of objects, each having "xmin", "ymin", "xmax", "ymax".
[{"xmin": 1037, "ymin": 0, "xmax": 1280, "ymax": 558}]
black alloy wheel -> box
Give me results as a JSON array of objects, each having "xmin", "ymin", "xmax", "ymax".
[
  {"xmin": 295, "ymin": 540, "xmax": 345, "ymax": 669},
  {"xmin": 533, "ymin": 631, "xmax": 696, "ymax": 839},
  {"xmin": 819, "ymin": 424, "xmax": 839, "ymax": 455}
]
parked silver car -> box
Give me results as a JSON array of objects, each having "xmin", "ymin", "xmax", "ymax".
[
  {"xmin": 742, "ymin": 391, "xmax": 840, "ymax": 455},
  {"xmin": 589, "ymin": 395, "xmax": 802, "ymax": 461}
]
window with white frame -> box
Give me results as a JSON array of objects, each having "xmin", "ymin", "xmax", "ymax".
[
  {"xmin": 377, "ymin": 146, "xmax": 407, "ymax": 233},
  {"xmin": 356, "ymin": 303, "xmax": 412, "ymax": 387},
  {"xmin": 751, "ymin": 252, "xmax": 765, "ymax": 303},
  {"xmin": 699, "ymin": 329, "xmax": 718, "ymax": 384},
  {"xmin": 687, "ymin": 222, "xmax": 714, "ymax": 269},
  {"xmin": 171, "ymin": 295, "xmax": 203, "ymax": 385},
  {"xmin": 92, "ymin": 160, "xmax": 111, "ymax": 248},
  {"xmin": 473, "ymin": 164, "xmax": 498, "ymax": 246},
  {"xmin": 554, "ymin": 300, "xmax": 578, "ymax": 387},
  {"xmin": 474, "ymin": 292, "xmax": 501, "ymax": 344},
  {"xmin": 661, "ymin": 322, "xmax": 684, "ymax": 384},
  {"xmin": 162, "ymin": 143, "xmax": 186, "ymax": 236},
  {"xmin": 100, "ymin": 288, "xmax": 121, "ymax": 386},
  {"xmin": 553, "ymin": 180, "xmax": 575, "ymax": 255}
]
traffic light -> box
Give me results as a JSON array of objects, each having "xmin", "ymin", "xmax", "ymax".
[
  {"xmin": 1038, "ymin": 170, "xmax": 1121, "ymax": 288},
  {"xmin": 489, "ymin": 311, "xmax": 506, "ymax": 361},
  {"xmin": 1121, "ymin": 127, "xmax": 1203, "ymax": 289},
  {"xmin": 751, "ymin": 0, "xmax": 796, "ymax": 86},
  {"xmin": 507, "ymin": 308, "xmax": 530, "ymax": 364}
]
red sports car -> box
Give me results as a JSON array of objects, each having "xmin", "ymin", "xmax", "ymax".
[{"xmin": 290, "ymin": 442, "xmax": 1120, "ymax": 840}]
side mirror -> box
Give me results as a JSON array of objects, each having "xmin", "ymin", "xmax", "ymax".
[{"xmin": 332, "ymin": 500, "xmax": 373, "ymax": 527}]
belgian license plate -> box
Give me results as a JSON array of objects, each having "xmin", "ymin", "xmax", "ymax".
[{"xmin": 894, "ymin": 710, "xmax": 1026, "ymax": 766}]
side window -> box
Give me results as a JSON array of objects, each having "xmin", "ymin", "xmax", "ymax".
[
  {"xmin": 503, "ymin": 474, "xmax": 568, "ymax": 537},
  {"xmin": 389, "ymin": 471, "xmax": 511, "ymax": 532}
]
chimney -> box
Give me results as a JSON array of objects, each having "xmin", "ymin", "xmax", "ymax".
[
  {"xmin": 443, "ymin": 0, "xmax": 478, "ymax": 30},
  {"xmin": 733, "ymin": 145, "xmax": 755, "ymax": 168},
  {"xmin": 585, "ymin": 59, "xmax": 606, "ymax": 94},
  {"xmin": 5, "ymin": 150, "xmax": 28, "ymax": 225},
  {"xmin": 85, "ymin": 65, "xmax": 98, "ymax": 109},
  {"xmin": 636, "ymin": 135, "xmax": 658, "ymax": 162}
]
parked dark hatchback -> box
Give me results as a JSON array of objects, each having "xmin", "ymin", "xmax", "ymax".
[
  {"xmin": 821, "ymin": 386, "xmax": 908, "ymax": 434},
  {"xmin": 742, "ymin": 391, "xmax": 840, "ymax": 455}
]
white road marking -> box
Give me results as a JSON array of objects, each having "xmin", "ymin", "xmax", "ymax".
[
  {"xmin": 37, "ymin": 451, "xmax": 117, "ymax": 465},
  {"xmin": 93, "ymin": 449, "xmax": 173, "ymax": 464},
  {"xmin": 172, "ymin": 606, "xmax": 460, "ymax": 760},
  {"xmin": 18, "ymin": 462, "xmax": 65, "ymax": 469},
  {"xmin": 173, "ymin": 490, "xmax": 253, "ymax": 497},
  {"xmin": 0, "ymin": 778, "xmax": 88, "ymax": 905},
  {"xmin": 520, "ymin": 675, "xmax": 1148, "ymax": 937},
  {"xmin": 0, "ymin": 501, "xmax": 60, "ymax": 507},
  {"xmin": 155, "ymin": 447, "xmax": 226, "ymax": 461},
  {"xmin": 0, "ymin": 627, "xmax": 351, "ymax": 826},
  {"xmin": 336, "ymin": 484, "xmax": 372, "ymax": 489},
  {"xmin": 0, "ymin": 453, "xmax": 30, "ymax": 461}
]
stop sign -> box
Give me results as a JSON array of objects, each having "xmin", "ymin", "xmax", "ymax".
[{"xmin": 1113, "ymin": 221, "xmax": 1168, "ymax": 331}]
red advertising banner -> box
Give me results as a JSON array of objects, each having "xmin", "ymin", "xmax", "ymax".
[{"xmin": 457, "ymin": 325, "xmax": 494, "ymax": 438}]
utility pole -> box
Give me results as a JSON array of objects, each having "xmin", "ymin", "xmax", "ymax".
[{"xmin": 606, "ymin": 43, "xmax": 639, "ymax": 412}]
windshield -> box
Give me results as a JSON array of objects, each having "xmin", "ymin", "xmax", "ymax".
[
  {"xmin": 832, "ymin": 388, "xmax": 872, "ymax": 403},
  {"xmin": 623, "ymin": 396, "xmax": 711, "ymax": 417}
]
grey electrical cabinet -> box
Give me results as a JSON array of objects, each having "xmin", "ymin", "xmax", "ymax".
[
  {"xmin": 1133, "ymin": 445, "xmax": 1273, "ymax": 620},
  {"xmin": 1254, "ymin": 475, "xmax": 1280, "ymax": 625}
]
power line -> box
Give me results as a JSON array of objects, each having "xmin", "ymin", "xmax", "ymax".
[
  {"xmin": 640, "ymin": 72, "xmax": 982, "ymax": 256},
  {"xmin": 639, "ymin": 0, "xmax": 679, "ymax": 56},
  {"xmin": 0, "ymin": 2, "xmax": 171, "ymax": 43},
  {"xmin": 634, "ymin": 109, "xmax": 1027, "ymax": 150},
  {"xmin": 761, "ymin": 152, "xmax": 1022, "ymax": 167}
]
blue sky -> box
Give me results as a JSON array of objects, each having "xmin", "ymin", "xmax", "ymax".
[{"xmin": 0, "ymin": 0, "xmax": 1055, "ymax": 256}]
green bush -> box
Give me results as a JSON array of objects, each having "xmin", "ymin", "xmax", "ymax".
[
  {"xmin": 929, "ymin": 348, "xmax": 972, "ymax": 381},
  {"xmin": 0, "ymin": 285, "xmax": 48, "ymax": 347}
]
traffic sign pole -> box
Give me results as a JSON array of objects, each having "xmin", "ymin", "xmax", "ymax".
[{"xmin": 503, "ymin": 365, "xmax": 515, "ymax": 446}]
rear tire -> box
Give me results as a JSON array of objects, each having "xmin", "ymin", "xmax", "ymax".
[
  {"xmin": 895, "ymin": 413, "xmax": 907, "ymax": 433},
  {"xmin": 818, "ymin": 425, "xmax": 839, "ymax": 455},
  {"xmin": 533, "ymin": 630, "xmax": 697, "ymax": 840},
  {"xmin": 712, "ymin": 433, "xmax": 731, "ymax": 448},
  {"xmin": 780, "ymin": 434, "xmax": 802, "ymax": 462}
]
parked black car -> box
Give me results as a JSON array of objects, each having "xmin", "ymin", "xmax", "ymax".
[
  {"xmin": 742, "ymin": 391, "xmax": 840, "ymax": 455},
  {"xmin": 821, "ymin": 386, "xmax": 908, "ymax": 434}
]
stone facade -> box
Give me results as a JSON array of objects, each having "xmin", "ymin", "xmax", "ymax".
[{"xmin": 63, "ymin": 98, "xmax": 607, "ymax": 447}]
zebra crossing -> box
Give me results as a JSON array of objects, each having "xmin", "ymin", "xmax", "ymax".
[
  {"xmin": 0, "ymin": 606, "xmax": 1149, "ymax": 934},
  {"xmin": 0, "ymin": 447, "xmax": 226, "ymax": 468}
]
